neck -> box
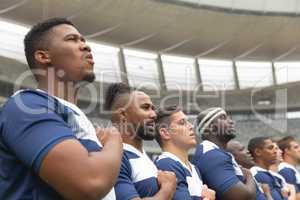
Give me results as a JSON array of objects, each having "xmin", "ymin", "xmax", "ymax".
[
  {"xmin": 37, "ymin": 70, "xmax": 78, "ymax": 104},
  {"xmin": 122, "ymin": 136, "xmax": 144, "ymax": 152},
  {"xmin": 255, "ymin": 160, "xmax": 270, "ymax": 170},
  {"xmin": 284, "ymin": 156, "xmax": 297, "ymax": 167},
  {"xmin": 207, "ymin": 136, "xmax": 228, "ymax": 150},
  {"xmin": 269, "ymin": 163, "xmax": 279, "ymax": 172},
  {"xmin": 163, "ymin": 144, "xmax": 190, "ymax": 168},
  {"xmin": 243, "ymin": 163, "xmax": 255, "ymax": 169},
  {"xmin": 116, "ymin": 120, "xmax": 145, "ymax": 153}
]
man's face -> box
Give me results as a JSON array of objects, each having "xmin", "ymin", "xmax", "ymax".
[
  {"xmin": 167, "ymin": 111, "xmax": 197, "ymax": 150},
  {"xmin": 227, "ymin": 141, "xmax": 255, "ymax": 169},
  {"xmin": 46, "ymin": 24, "xmax": 95, "ymax": 83},
  {"xmin": 125, "ymin": 91, "xmax": 156, "ymax": 140},
  {"xmin": 286, "ymin": 141, "xmax": 300, "ymax": 163},
  {"xmin": 259, "ymin": 139, "xmax": 277, "ymax": 166},
  {"xmin": 274, "ymin": 143, "xmax": 283, "ymax": 163},
  {"xmin": 212, "ymin": 114, "xmax": 236, "ymax": 140}
]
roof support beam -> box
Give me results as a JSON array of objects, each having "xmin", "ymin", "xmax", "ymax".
[
  {"xmin": 232, "ymin": 61, "xmax": 240, "ymax": 90},
  {"xmin": 271, "ymin": 61, "xmax": 277, "ymax": 85},
  {"xmin": 118, "ymin": 48, "xmax": 129, "ymax": 84},
  {"xmin": 194, "ymin": 58, "xmax": 203, "ymax": 91},
  {"xmin": 157, "ymin": 54, "xmax": 167, "ymax": 92}
]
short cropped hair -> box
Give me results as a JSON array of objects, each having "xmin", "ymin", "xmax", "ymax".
[
  {"xmin": 103, "ymin": 82, "xmax": 133, "ymax": 111},
  {"xmin": 277, "ymin": 136, "xmax": 296, "ymax": 155},
  {"xmin": 248, "ymin": 136, "xmax": 270, "ymax": 158},
  {"xmin": 24, "ymin": 18, "xmax": 74, "ymax": 69},
  {"xmin": 155, "ymin": 105, "xmax": 181, "ymax": 147}
]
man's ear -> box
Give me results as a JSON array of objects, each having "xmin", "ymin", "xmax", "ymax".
[
  {"xmin": 284, "ymin": 148, "xmax": 290, "ymax": 157},
  {"xmin": 160, "ymin": 127, "xmax": 171, "ymax": 141},
  {"xmin": 34, "ymin": 50, "xmax": 51, "ymax": 66},
  {"xmin": 255, "ymin": 148, "xmax": 261, "ymax": 157},
  {"xmin": 209, "ymin": 122, "xmax": 217, "ymax": 132},
  {"xmin": 118, "ymin": 108, "xmax": 127, "ymax": 122}
]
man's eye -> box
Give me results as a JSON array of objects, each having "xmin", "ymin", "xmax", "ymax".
[
  {"xmin": 142, "ymin": 105, "xmax": 149, "ymax": 110},
  {"xmin": 179, "ymin": 120, "xmax": 186, "ymax": 125},
  {"xmin": 68, "ymin": 37, "xmax": 77, "ymax": 41}
]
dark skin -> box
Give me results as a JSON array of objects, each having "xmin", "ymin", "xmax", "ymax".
[
  {"xmin": 112, "ymin": 91, "xmax": 177, "ymax": 200},
  {"xmin": 227, "ymin": 141, "xmax": 274, "ymax": 200},
  {"xmin": 252, "ymin": 139, "xmax": 277, "ymax": 170},
  {"xmin": 35, "ymin": 24, "xmax": 123, "ymax": 200},
  {"xmin": 253, "ymin": 140, "xmax": 295, "ymax": 200},
  {"xmin": 203, "ymin": 114, "xmax": 256, "ymax": 200},
  {"xmin": 226, "ymin": 140, "xmax": 255, "ymax": 169}
]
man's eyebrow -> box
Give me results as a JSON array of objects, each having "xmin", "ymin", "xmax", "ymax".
[
  {"xmin": 178, "ymin": 117, "xmax": 188, "ymax": 122},
  {"xmin": 64, "ymin": 33, "xmax": 85, "ymax": 41},
  {"xmin": 64, "ymin": 33, "xmax": 77, "ymax": 37},
  {"xmin": 141, "ymin": 102, "xmax": 151, "ymax": 107}
]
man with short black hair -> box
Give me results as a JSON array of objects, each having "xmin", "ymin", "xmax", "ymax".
[
  {"xmin": 104, "ymin": 82, "xmax": 176, "ymax": 200},
  {"xmin": 227, "ymin": 140, "xmax": 274, "ymax": 200},
  {"xmin": 154, "ymin": 105, "xmax": 215, "ymax": 200},
  {"xmin": 0, "ymin": 18, "xmax": 122, "ymax": 200},
  {"xmin": 226, "ymin": 140, "xmax": 255, "ymax": 169},
  {"xmin": 249, "ymin": 137, "xmax": 287, "ymax": 200},
  {"xmin": 192, "ymin": 107, "xmax": 257, "ymax": 200}
]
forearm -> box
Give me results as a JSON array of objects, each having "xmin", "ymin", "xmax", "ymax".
[
  {"xmin": 87, "ymin": 138, "xmax": 123, "ymax": 193},
  {"xmin": 287, "ymin": 185, "xmax": 296, "ymax": 200},
  {"xmin": 39, "ymin": 139, "xmax": 122, "ymax": 200},
  {"xmin": 265, "ymin": 193, "xmax": 274, "ymax": 200},
  {"xmin": 296, "ymin": 193, "xmax": 300, "ymax": 200},
  {"xmin": 223, "ymin": 181, "xmax": 257, "ymax": 200},
  {"xmin": 244, "ymin": 175, "xmax": 257, "ymax": 199},
  {"xmin": 152, "ymin": 187, "xmax": 174, "ymax": 200},
  {"xmin": 288, "ymin": 195, "xmax": 296, "ymax": 200},
  {"xmin": 139, "ymin": 187, "xmax": 174, "ymax": 200}
]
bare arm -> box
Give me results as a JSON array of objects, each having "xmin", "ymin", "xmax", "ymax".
[
  {"xmin": 222, "ymin": 168, "xmax": 256, "ymax": 200},
  {"xmin": 261, "ymin": 184, "xmax": 274, "ymax": 200},
  {"xmin": 39, "ymin": 128, "xmax": 123, "ymax": 200},
  {"xmin": 296, "ymin": 193, "xmax": 300, "ymax": 200},
  {"xmin": 131, "ymin": 171, "xmax": 177, "ymax": 200}
]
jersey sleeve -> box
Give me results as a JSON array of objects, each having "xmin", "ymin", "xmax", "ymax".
[
  {"xmin": 1, "ymin": 91, "xmax": 75, "ymax": 173},
  {"xmin": 114, "ymin": 154, "xmax": 140, "ymax": 200},
  {"xmin": 155, "ymin": 158, "xmax": 193, "ymax": 200},
  {"xmin": 195, "ymin": 150, "xmax": 240, "ymax": 196},
  {"xmin": 279, "ymin": 168, "xmax": 299, "ymax": 192}
]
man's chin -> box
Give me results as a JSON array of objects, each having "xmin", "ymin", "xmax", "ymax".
[
  {"xmin": 83, "ymin": 72, "xmax": 96, "ymax": 83},
  {"xmin": 137, "ymin": 133, "xmax": 155, "ymax": 141},
  {"xmin": 141, "ymin": 135, "xmax": 155, "ymax": 141},
  {"xmin": 225, "ymin": 132, "xmax": 236, "ymax": 140},
  {"xmin": 270, "ymin": 160, "xmax": 277, "ymax": 165},
  {"xmin": 136, "ymin": 127, "xmax": 155, "ymax": 141}
]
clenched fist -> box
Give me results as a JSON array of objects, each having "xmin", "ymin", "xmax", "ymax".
[
  {"xmin": 202, "ymin": 184, "xmax": 216, "ymax": 200},
  {"xmin": 96, "ymin": 127, "xmax": 122, "ymax": 146}
]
